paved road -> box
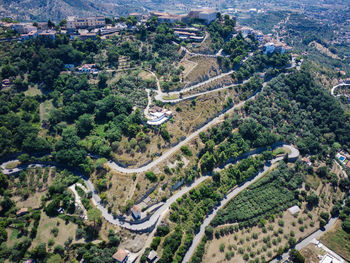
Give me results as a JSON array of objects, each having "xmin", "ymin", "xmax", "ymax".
[
  {"xmin": 108, "ymin": 81, "xmax": 268, "ymax": 174},
  {"xmin": 270, "ymin": 164, "xmax": 349, "ymax": 263},
  {"xmin": 162, "ymin": 69, "xmax": 235, "ymax": 96},
  {"xmin": 1, "ymin": 144, "xmax": 299, "ymax": 233},
  {"xmin": 331, "ymin": 83, "xmax": 350, "ymax": 96},
  {"xmin": 182, "ymin": 145, "xmax": 299, "ymax": 263},
  {"xmin": 270, "ymin": 217, "xmax": 338, "ymax": 263},
  {"xmin": 180, "ymin": 46, "xmax": 228, "ymax": 58},
  {"xmin": 157, "ymin": 77, "xmax": 254, "ymax": 104},
  {"xmin": 154, "ymin": 52, "xmax": 254, "ymax": 103}
]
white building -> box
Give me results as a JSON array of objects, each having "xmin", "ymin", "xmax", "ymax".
[
  {"xmin": 12, "ymin": 23, "xmax": 37, "ymax": 34},
  {"xmin": 146, "ymin": 106, "xmax": 172, "ymax": 126},
  {"xmin": 320, "ymin": 254, "xmax": 343, "ymax": 263},
  {"xmin": 187, "ymin": 9, "xmax": 217, "ymax": 24},
  {"xmin": 263, "ymin": 42, "xmax": 275, "ymax": 54},
  {"xmin": 198, "ymin": 9, "xmax": 217, "ymax": 24},
  {"xmin": 67, "ymin": 16, "xmax": 105, "ymax": 30}
]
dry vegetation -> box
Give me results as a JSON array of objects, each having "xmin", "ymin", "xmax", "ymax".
[
  {"xmin": 184, "ymin": 56, "xmax": 224, "ymax": 85},
  {"xmin": 320, "ymin": 220, "xmax": 350, "ymax": 261},
  {"xmin": 189, "ymin": 33, "xmax": 216, "ymax": 55},
  {"xmin": 201, "ymin": 169, "xmax": 345, "ymax": 263},
  {"xmin": 183, "ymin": 74, "xmax": 235, "ymax": 97},
  {"xmin": 110, "ymin": 87, "xmax": 236, "ymax": 168}
]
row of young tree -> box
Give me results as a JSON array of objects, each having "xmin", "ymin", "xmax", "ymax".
[{"xmin": 211, "ymin": 162, "xmax": 302, "ymax": 227}]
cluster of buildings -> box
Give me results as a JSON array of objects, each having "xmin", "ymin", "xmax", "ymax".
[
  {"xmin": 263, "ymin": 41, "xmax": 292, "ymax": 55},
  {"xmin": 145, "ymin": 106, "xmax": 172, "ymax": 126},
  {"xmin": 66, "ymin": 16, "xmax": 105, "ymax": 30},
  {"xmin": 236, "ymin": 25, "xmax": 292, "ymax": 55},
  {"xmin": 77, "ymin": 64, "xmax": 98, "ymax": 73},
  {"xmin": 336, "ymin": 150, "xmax": 350, "ymax": 170},
  {"xmin": 174, "ymin": 27, "xmax": 204, "ymax": 42},
  {"xmin": 149, "ymin": 8, "xmax": 217, "ymax": 25},
  {"xmin": 112, "ymin": 248, "xmax": 158, "ymax": 263},
  {"xmin": 63, "ymin": 63, "xmax": 99, "ymax": 74},
  {"xmin": 1, "ymin": 8, "xmax": 218, "ymax": 43},
  {"xmin": 5, "ymin": 22, "xmax": 56, "ymax": 41}
]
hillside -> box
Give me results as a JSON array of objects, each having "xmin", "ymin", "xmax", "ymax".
[{"xmin": 0, "ymin": 0, "xmax": 143, "ymax": 21}]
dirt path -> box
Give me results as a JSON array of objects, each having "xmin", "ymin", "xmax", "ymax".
[{"xmin": 39, "ymin": 103, "xmax": 44, "ymax": 123}]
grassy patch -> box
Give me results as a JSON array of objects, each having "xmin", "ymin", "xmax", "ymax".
[
  {"xmin": 32, "ymin": 212, "xmax": 78, "ymax": 249},
  {"xmin": 42, "ymin": 99, "xmax": 54, "ymax": 121},
  {"xmin": 25, "ymin": 86, "xmax": 42, "ymax": 96},
  {"xmin": 305, "ymin": 174, "xmax": 320, "ymax": 190},
  {"xmin": 5, "ymin": 161, "xmax": 20, "ymax": 169},
  {"xmin": 272, "ymin": 148, "xmax": 285, "ymax": 156},
  {"xmin": 320, "ymin": 221, "xmax": 350, "ymax": 261},
  {"xmin": 163, "ymin": 94, "xmax": 180, "ymax": 100}
]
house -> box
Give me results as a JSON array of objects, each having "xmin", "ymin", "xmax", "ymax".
[
  {"xmin": 152, "ymin": 12, "xmax": 181, "ymax": 23},
  {"xmin": 67, "ymin": 16, "xmax": 105, "ymax": 30},
  {"xmin": 78, "ymin": 32, "xmax": 97, "ymax": 40},
  {"xmin": 20, "ymin": 30, "xmax": 38, "ymax": 41},
  {"xmin": 274, "ymin": 43, "xmax": 286, "ymax": 54},
  {"xmin": 346, "ymin": 161, "xmax": 350, "ymax": 169},
  {"xmin": 38, "ymin": 30, "xmax": 56, "ymax": 40},
  {"xmin": 37, "ymin": 22, "xmax": 48, "ymax": 30},
  {"xmin": 131, "ymin": 205, "xmax": 141, "ymax": 220},
  {"xmin": 147, "ymin": 250, "xmax": 159, "ymax": 262},
  {"xmin": 78, "ymin": 64, "xmax": 98, "ymax": 74},
  {"xmin": 239, "ymin": 26, "xmax": 253, "ymax": 37},
  {"xmin": 16, "ymin": 208, "xmax": 28, "ymax": 217},
  {"xmin": 112, "ymin": 249, "xmax": 129, "ymax": 263},
  {"xmin": 187, "ymin": 9, "xmax": 217, "ymax": 24},
  {"xmin": 146, "ymin": 106, "xmax": 172, "ymax": 126},
  {"xmin": 263, "ymin": 42, "xmax": 275, "ymax": 54},
  {"xmin": 23, "ymin": 260, "xmax": 35, "ymax": 263},
  {"xmin": 301, "ymin": 157, "xmax": 312, "ymax": 166},
  {"xmin": 12, "ymin": 23, "xmax": 37, "ymax": 34}
]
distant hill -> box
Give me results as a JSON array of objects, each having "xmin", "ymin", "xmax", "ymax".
[{"xmin": 0, "ymin": 0, "xmax": 145, "ymax": 22}]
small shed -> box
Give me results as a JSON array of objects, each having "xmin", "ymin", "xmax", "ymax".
[
  {"xmin": 131, "ymin": 205, "xmax": 141, "ymax": 220},
  {"xmin": 287, "ymin": 205, "xmax": 301, "ymax": 215},
  {"xmin": 16, "ymin": 208, "xmax": 28, "ymax": 217},
  {"xmin": 147, "ymin": 250, "xmax": 159, "ymax": 262}
]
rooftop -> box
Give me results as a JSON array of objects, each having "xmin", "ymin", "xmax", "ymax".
[
  {"xmin": 147, "ymin": 250, "xmax": 158, "ymax": 261},
  {"xmin": 112, "ymin": 249, "xmax": 128, "ymax": 262},
  {"xmin": 132, "ymin": 205, "xmax": 141, "ymax": 213},
  {"xmin": 16, "ymin": 207, "xmax": 28, "ymax": 216},
  {"xmin": 288, "ymin": 205, "xmax": 301, "ymax": 215}
]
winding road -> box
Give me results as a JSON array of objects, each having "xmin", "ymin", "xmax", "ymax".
[
  {"xmin": 182, "ymin": 145, "xmax": 299, "ymax": 263},
  {"xmin": 108, "ymin": 80, "xmax": 268, "ymax": 174},
  {"xmin": 1, "ymin": 144, "xmax": 299, "ymax": 234},
  {"xmin": 331, "ymin": 83, "xmax": 350, "ymax": 97},
  {"xmin": 0, "ymin": 57, "xmax": 304, "ymax": 259}
]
